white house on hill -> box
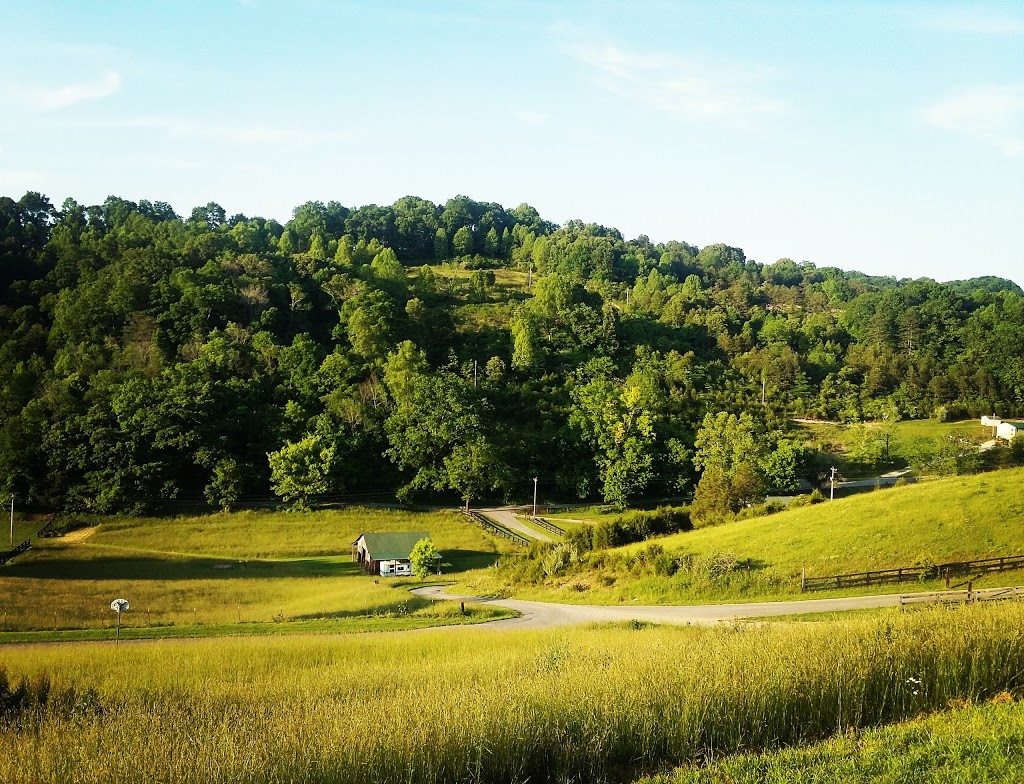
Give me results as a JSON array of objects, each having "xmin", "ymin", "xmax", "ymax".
[{"xmin": 997, "ymin": 421, "xmax": 1023, "ymax": 442}]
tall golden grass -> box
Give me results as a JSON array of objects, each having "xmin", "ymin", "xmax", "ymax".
[{"xmin": 1, "ymin": 603, "xmax": 1023, "ymax": 783}]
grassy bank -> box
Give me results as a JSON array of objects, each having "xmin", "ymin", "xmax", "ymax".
[
  {"xmin": 640, "ymin": 696, "xmax": 1024, "ymax": 783},
  {"xmin": 1, "ymin": 603, "xmax": 1023, "ymax": 783},
  {"xmin": 462, "ymin": 468, "xmax": 1024, "ymax": 604}
]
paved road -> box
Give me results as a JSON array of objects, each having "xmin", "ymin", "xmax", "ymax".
[
  {"xmin": 478, "ymin": 507, "xmax": 553, "ymax": 542},
  {"xmin": 411, "ymin": 585, "xmax": 905, "ymax": 629}
]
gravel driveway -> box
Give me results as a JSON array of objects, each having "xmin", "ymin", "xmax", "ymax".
[{"xmin": 411, "ymin": 585, "xmax": 905, "ymax": 629}]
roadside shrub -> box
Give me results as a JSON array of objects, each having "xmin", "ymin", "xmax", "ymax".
[
  {"xmin": 735, "ymin": 501, "xmax": 786, "ymax": 521},
  {"xmin": 563, "ymin": 525, "xmax": 594, "ymax": 554},
  {"xmin": 592, "ymin": 506, "xmax": 691, "ymax": 549}
]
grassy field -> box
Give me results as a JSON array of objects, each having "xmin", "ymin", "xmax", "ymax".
[
  {"xmin": 1, "ymin": 603, "xmax": 1022, "ymax": 783},
  {"xmin": 0, "ymin": 507, "xmax": 516, "ymax": 637},
  {"xmin": 641, "ymin": 696, "xmax": 1024, "ymax": 783},
  {"xmin": 893, "ymin": 418, "xmax": 991, "ymax": 444},
  {"xmin": 462, "ymin": 468, "xmax": 1024, "ymax": 604},
  {"xmin": 792, "ymin": 418, "xmax": 990, "ymax": 479}
]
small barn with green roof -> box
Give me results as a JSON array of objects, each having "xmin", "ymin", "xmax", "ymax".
[{"xmin": 352, "ymin": 531, "xmax": 430, "ymax": 576}]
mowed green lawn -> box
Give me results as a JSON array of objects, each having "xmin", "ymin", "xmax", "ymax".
[
  {"xmin": 0, "ymin": 507, "xmax": 516, "ymax": 638},
  {"xmin": 464, "ymin": 468, "xmax": 1024, "ymax": 604}
]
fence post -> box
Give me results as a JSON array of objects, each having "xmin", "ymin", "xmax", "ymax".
[{"xmin": 801, "ymin": 566, "xmax": 805, "ymax": 592}]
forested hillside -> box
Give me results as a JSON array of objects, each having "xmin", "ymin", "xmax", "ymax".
[{"xmin": 1, "ymin": 192, "xmax": 1022, "ymax": 512}]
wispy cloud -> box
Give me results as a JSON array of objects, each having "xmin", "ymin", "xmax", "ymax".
[
  {"xmin": 78, "ymin": 115, "xmax": 349, "ymax": 146},
  {"xmin": 924, "ymin": 84, "xmax": 1024, "ymax": 157},
  {"xmin": 565, "ymin": 42, "xmax": 784, "ymax": 128},
  {"xmin": 4, "ymin": 71, "xmax": 122, "ymax": 111}
]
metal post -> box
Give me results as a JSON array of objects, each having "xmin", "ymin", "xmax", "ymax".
[
  {"xmin": 829, "ymin": 467, "xmax": 837, "ymax": 501},
  {"xmin": 9, "ymin": 495, "xmax": 13, "ymax": 547},
  {"xmin": 115, "ymin": 611, "xmax": 121, "ymax": 646},
  {"xmin": 532, "ymin": 477, "xmax": 538, "ymax": 518}
]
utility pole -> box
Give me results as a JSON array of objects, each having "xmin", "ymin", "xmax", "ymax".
[
  {"xmin": 532, "ymin": 477, "xmax": 538, "ymax": 518},
  {"xmin": 761, "ymin": 372, "xmax": 766, "ymax": 405},
  {"xmin": 473, "ymin": 360, "xmax": 478, "ymax": 388},
  {"xmin": 9, "ymin": 495, "xmax": 13, "ymax": 547},
  {"xmin": 527, "ymin": 264, "xmax": 532, "ymax": 289},
  {"xmin": 829, "ymin": 467, "xmax": 837, "ymax": 501}
]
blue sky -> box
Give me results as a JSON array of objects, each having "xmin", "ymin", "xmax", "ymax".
[{"xmin": 1, "ymin": 1, "xmax": 1021, "ymax": 284}]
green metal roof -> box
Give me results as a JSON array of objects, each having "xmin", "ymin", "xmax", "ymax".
[{"xmin": 353, "ymin": 531, "xmax": 430, "ymax": 561}]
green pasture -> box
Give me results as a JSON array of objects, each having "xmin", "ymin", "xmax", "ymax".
[
  {"xmin": 0, "ymin": 507, "xmax": 515, "ymax": 637},
  {"xmin": 643, "ymin": 697, "xmax": 1024, "ymax": 783},
  {"xmin": 464, "ymin": 467, "xmax": 1024, "ymax": 604},
  {"xmin": 791, "ymin": 418, "xmax": 991, "ymax": 479},
  {"xmin": 1, "ymin": 603, "xmax": 1022, "ymax": 783}
]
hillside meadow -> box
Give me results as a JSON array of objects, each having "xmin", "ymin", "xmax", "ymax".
[
  {"xmin": 0, "ymin": 506, "xmax": 515, "ymax": 639},
  {"xmin": 463, "ymin": 468, "xmax": 1024, "ymax": 604},
  {"xmin": 640, "ymin": 696, "xmax": 1024, "ymax": 784},
  {"xmin": 1, "ymin": 603, "xmax": 1023, "ymax": 783}
]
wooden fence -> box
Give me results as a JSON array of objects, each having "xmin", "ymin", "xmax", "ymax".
[
  {"xmin": 527, "ymin": 516, "xmax": 565, "ymax": 536},
  {"xmin": 901, "ymin": 585, "xmax": 1024, "ymax": 606},
  {"xmin": 802, "ymin": 554, "xmax": 1024, "ymax": 592},
  {"xmin": 463, "ymin": 511, "xmax": 530, "ymax": 547},
  {"xmin": 0, "ymin": 539, "xmax": 31, "ymax": 565}
]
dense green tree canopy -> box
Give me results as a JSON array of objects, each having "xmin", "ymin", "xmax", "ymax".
[{"xmin": 0, "ymin": 189, "xmax": 1022, "ymax": 511}]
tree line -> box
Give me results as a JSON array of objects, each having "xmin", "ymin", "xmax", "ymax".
[{"xmin": 1, "ymin": 191, "xmax": 1022, "ymax": 514}]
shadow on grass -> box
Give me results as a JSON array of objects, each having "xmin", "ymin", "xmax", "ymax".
[
  {"xmin": 1, "ymin": 553, "xmax": 361, "ymax": 581},
  {"xmin": 440, "ymin": 548, "xmax": 504, "ymax": 573},
  {"xmin": 3, "ymin": 548, "xmax": 502, "ymax": 581}
]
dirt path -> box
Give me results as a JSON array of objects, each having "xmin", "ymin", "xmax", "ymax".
[
  {"xmin": 411, "ymin": 585, "xmax": 906, "ymax": 629},
  {"xmin": 478, "ymin": 507, "xmax": 553, "ymax": 542}
]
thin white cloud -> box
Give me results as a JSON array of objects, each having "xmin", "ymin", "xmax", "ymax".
[
  {"xmin": 5, "ymin": 71, "xmax": 122, "ymax": 111},
  {"xmin": 78, "ymin": 115, "xmax": 349, "ymax": 146},
  {"xmin": 566, "ymin": 42, "xmax": 783, "ymax": 128},
  {"xmin": 924, "ymin": 84, "xmax": 1024, "ymax": 157}
]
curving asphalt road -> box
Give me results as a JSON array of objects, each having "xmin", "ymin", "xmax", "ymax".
[{"xmin": 411, "ymin": 585, "xmax": 907, "ymax": 629}]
